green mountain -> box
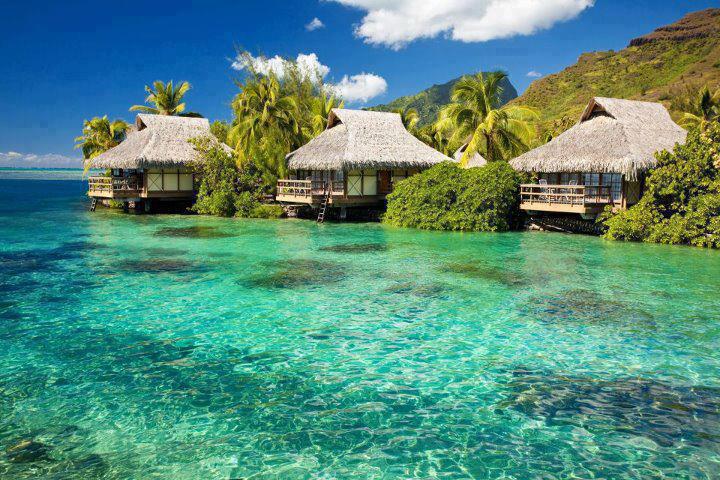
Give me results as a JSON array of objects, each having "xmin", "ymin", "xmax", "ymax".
[
  {"xmin": 368, "ymin": 74, "xmax": 518, "ymax": 126},
  {"xmin": 513, "ymin": 8, "xmax": 720, "ymax": 128}
]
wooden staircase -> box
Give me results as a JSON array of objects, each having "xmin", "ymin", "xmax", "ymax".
[{"xmin": 317, "ymin": 186, "xmax": 331, "ymax": 223}]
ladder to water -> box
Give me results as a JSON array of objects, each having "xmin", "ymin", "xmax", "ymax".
[
  {"xmin": 317, "ymin": 187, "xmax": 331, "ymax": 223},
  {"xmin": 90, "ymin": 198, "xmax": 98, "ymax": 212}
]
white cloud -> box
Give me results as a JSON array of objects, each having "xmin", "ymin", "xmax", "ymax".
[
  {"xmin": 329, "ymin": 73, "xmax": 388, "ymax": 103},
  {"xmin": 329, "ymin": 0, "xmax": 595, "ymax": 49},
  {"xmin": 0, "ymin": 152, "xmax": 81, "ymax": 168},
  {"xmin": 232, "ymin": 52, "xmax": 330, "ymax": 80},
  {"xmin": 306, "ymin": 17, "xmax": 325, "ymax": 31},
  {"xmin": 527, "ymin": 70, "xmax": 543, "ymax": 78},
  {"xmin": 232, "ymin": 52, "xmax": 387, "ymax": 104}
]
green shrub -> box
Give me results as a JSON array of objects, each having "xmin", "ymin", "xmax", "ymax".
[
  {"xmin": 249, "ymin": 204, "xmax": 284, "ymax": 219},
  {"xmin": 383, "ymin": 162, "xmax": 526, "ymax": 232},
  {"xmin": 603, "ymin": 124, "xmax": 720, "ymax": 248}
]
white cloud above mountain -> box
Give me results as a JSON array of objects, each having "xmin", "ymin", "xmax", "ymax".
[
  {"xmin": 306, "ymin": 17, "xmax": 325, "ymax": 31},
  {"xmin": 0, "ymin": 151, "xmax": 81, "ymax": 168},
  {"xmin": 232, "ymin": 52, "xmax": 387, "ymax": 104},
  {"xmin": 329, "ymin": 0, "xmax": 595, "ymax": 49},
  {"xmin": 527, "ymin": 70, "xmax": 543, "ymax": 78}
]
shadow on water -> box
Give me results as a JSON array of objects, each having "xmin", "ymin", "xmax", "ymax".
[
  {"xmin": 382, "ymin": 281, "xmax": 450, "ymax": 300},
  {"xmin": 520, "ymin": 289, "xmax": 656, "ymax": 327},
  {"xmin": 154, "ymin": 226, "xmax": 235, "ymax": 239},
  {"xmin": 444, "ymin": 261, "xmax": 527, "ymax": 287},
  {"xmin": 115, "ymin": 258, "xmax": 205, "ymax": 274},
  {"xmin": 240, "ymin": 259, "xmax": 346, "ymax": 290},
  {"xmin": 499, "ymin": 367, "xmax": 720, "ymax": 449},
  {"xmin": 319, "ymin": 243, "xmax": 388, "ymax": 254}
]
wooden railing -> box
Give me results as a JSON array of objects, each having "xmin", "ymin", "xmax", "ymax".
[
  {"xmin": 520, "ymin": 184, "xmax": 613, "ymax": 206},
  {"xmin": 88, "ymin": 176, "xmax": 142, "ymax": 194},
  {"xmin": 276, "ymin": 180, "xmax": 345, "ymax": 198}
]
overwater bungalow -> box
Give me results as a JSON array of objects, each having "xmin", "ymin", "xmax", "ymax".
[
  {"xmin": 276, "ymin": 109, "xmax": 452, "ymax": 217},
  {"xmin": 510, "ymin": 98, "xmax": 687, "ymax": 219},
  {"xmin": 87, "ymin": 114, "xmax": 229, "ymax": 211}
]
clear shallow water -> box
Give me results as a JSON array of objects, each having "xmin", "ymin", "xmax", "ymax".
[{"xmin": 1, "ymin": 174, "xmax": 720, "ymax": 479}]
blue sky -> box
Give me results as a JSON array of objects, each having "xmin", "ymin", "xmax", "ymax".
[{"xmin": 0, "ymin": 0, "xmax": 715, "ymax": 165}]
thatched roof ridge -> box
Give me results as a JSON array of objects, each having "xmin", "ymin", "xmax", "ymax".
[
  {"xmin": 510, "ymin": 98, "xmax": 687, "ymax": 180},
  {"xmin": 287, "ymin": 108, "xmax": 452, "ymax": 170},
  {"xmin": 453, "ymin": 143, "xmax": 487, "ymax": 168},
  {"xmin": 90, "ymin": 114, "xmax": 230, "ymax": 169}
]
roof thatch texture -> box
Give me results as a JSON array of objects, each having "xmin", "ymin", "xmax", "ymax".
[
  {"xmin": 510, "ymin": 98, "xmax": 687, "ymax": 180},
  {"xmin": 90, "ymin": 114, "xmax": 230, "ymax": 169},
  {"xmin": 287, "ymin": 109, "xmax": 452, "ymax": 170},
  {"xmin": 453, "ymin": 143, "xmax": 487, "ymax": 168}
]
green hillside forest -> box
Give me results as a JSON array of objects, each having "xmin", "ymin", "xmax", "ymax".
[
  {"xmin": 513, "ymin": 8, "xmax": 720, "ymax": 128},
  {"xmin": 368, "ymin": 74, "xmax": 518, "ymax": 126}
]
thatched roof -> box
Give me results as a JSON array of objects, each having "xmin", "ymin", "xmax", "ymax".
[
  {"xmin": 453, "ymin": 143, "xmax": 487, "ymax": 168},
  {"xmin": 510, "ymin": 98, "xmax": 687, "ymax": 180},
  {"xmin": 90, "ymin": 114, "xmax": 230, "ymax": 169},
  {"xmin": 286, "ymin": 109, "xmax": 452, "ymax": 170}
]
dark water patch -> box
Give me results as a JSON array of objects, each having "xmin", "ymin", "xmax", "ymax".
[
  {"xmin": 500, "ymin": 370, "xmax": 720, "ymax": 449},
  {"xmin": 154, "ymin": 226, "xmax": 235, "ymax": 239},
  {"xmin": 242, "ymin": 259, "xmax": 345, "ymax": 289},
  {"xmin": 383, "ymin": 282, "xmax": 449, "ymax": 299},
  {"xmin": 5, "ymin": 440, "xmax": 51, "ymax": 463},
  {"xmin": 143, "ymin": 247, "xmax": 190, "ymax": 256},
  {"xmin": 115, "ymin": 258, "xmax": 203, "ymax": 274},
  {"xmin": 521, "ymin": 289, "xmax": 655, "ymax": 327},
  {"xmin": 319, "ymin": 243, "xmax": 388, "ymax": 254},
  {"xmin": 0, "ymin": 248, "xmax": 83, "ymax": 276},
  {"xmin": 444, "ymin": 262, "xmax": 526, "ymax": 287}
]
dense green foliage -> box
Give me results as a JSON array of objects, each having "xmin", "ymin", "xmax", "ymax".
[
  {"xmin": 677, "ymin": 85, "xmax": 720, "ymax": 130},
  {"xmin": 437, "ymin": 72, "xmax": 538, "ymax": 163},
  {"xmin": 603, "ymin": 124, "xmax": 720, "ymax": 248},
  {"xmin": 369, "ymin": 74, "xmax": 517, "ymax": 126},
  {"xmin": 227, "ymin": 53, "xmax": 342, "ymax": 190},
  {"xmin": 74, "ymin": 116, "xmax": 129, "ymax": 171},
  {"xmin": 513, "ymin": 9, "xmax": 720, "ymax": 131},
  {"xmin": 383, "ymin": 162, "xmax": 526, "ymax": 232},
  {"xmin": 189, "ymin": 139, "xmax": 282, "ymax": 219},
  {"xmin": 130, "ymin": 80, "xmax": 201, "ymax": 117}
]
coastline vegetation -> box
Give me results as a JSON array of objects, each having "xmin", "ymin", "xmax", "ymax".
[{"xmin": 602, "ymin": 123, "xmax": 720, "ymax": 247}]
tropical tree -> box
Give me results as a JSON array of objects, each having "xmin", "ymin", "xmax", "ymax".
[
  {"xmin": 228, "ymin": 73, "xmax": 303, "ymax": 182},
  {"xmin": 678, "ymin": 86, "xmax": 720, "ymax": 131},
  {"xmin": 308, "ymin": 92, "xmax": 344, "ymax": 136},
  {"xmin": 438, "ymin": 71, "xmax": 538, "ymax": 164},
  {"xmin": 394, "ymin": 107, "xmax": 420, "ymax": 133},
  {"xmin": 130, "ymin": 80, "xmax": 200, "ymax": 116},
  {"xmin": 415, "ymin": 123, "xmax": 455, "ymax": 156},
  {"xmin": 75, "ymin": 116, "xmax": 129, "ymax": 171}
]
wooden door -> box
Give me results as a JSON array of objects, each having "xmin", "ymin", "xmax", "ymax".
[{"xmin": 378, "ymin": 170, "xmax": 392, "ymax": 194}]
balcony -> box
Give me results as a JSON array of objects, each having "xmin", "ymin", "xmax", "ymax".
[
  {"xmin": 276, "ymin": 180, "xmax": 345, "ymax": 204},
  {"xmin": 520, "ymin": 184, "xmax": 614, "ymax": 215},
  {"xmin": 88, "ymin": 176, "xmax": 143, "ymax": 199}
]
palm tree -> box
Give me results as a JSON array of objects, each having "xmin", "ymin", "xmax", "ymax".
[
  {"xmin": 415, "ymin": 123, "xmax": 454, "ymax": 156},
  {"xmin": 394, "ymin": 107, "xmax": 420, "ymax": 132},
  {"xmin": 228, "ymin": 73, "xmax": 303, "ymax": 179},
  {"xmin": 75, "ymin": 116, "xmax": 129, "ymax": 171},
  {"xmin": 130, "ymin": 80, "xmax": 200, "ymax": 116},
  {"xmin": 308, "ymin": 92, "xmax": 344, "ymax": 136},
  {"xmin": 679, "ymin": 86, "xmax": 720, "ymax": 131},
  {"xmin": 439, "ymin": 71, "xmax": 538, "ymax": 164}
]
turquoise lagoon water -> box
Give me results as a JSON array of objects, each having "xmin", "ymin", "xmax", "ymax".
[{"xmin": 1, "ymin": 172, "xmax": 720, "ymax": 479}]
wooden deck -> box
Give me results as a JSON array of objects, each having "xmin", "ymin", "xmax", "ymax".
[
  {"xmin": 519, "ymin": 184, "xmax": 614, "ymax": 215},
  {"xmin": 276, "ymin": 180, "xmax": 384, "ymax": 206},
  {"xmin": 88, "ymin": 175, "xmax": 194, "ymax": 200}
]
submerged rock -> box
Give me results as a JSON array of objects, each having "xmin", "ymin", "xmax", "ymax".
[
  {"xmin": 143, "ymin": 247, "xmax": 189, "ymax": 256},
  {"xmin": 319, "ymin": 243, "xmax": 388, "ymax": 254},
  {"xmin": 383, "ymin": 282, "xmax": 448, "ymax": 299},
  {"xmin": 501, "ymin": 370, "xmax": 720, "ymax": 449},
  {"xmin": 243, "ymin": 259, "xmax": 345, "ymax": 289},
  {"xmin": 154, "ymin": 226, "xmax": 235, "ymax": 239},
  {"xmin": 521, "ymin": 289, "xmax": 655, "ymax": 326},
  {"xmin": 6, "ymin": 439, "xmax": 51, "ymax": 463},
  {"xmin": 444, "ymin": 262, "xmax": 526, "ymax": 287}
]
